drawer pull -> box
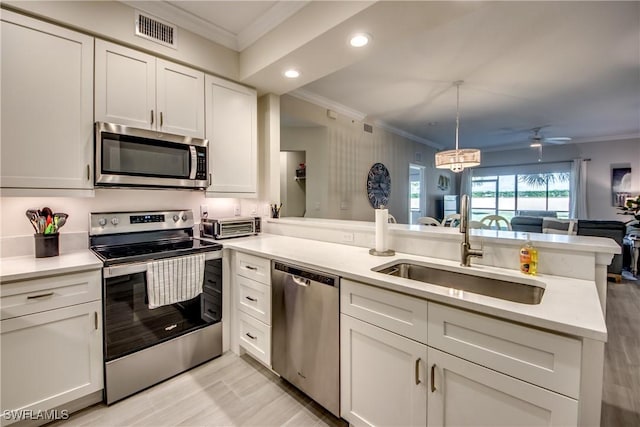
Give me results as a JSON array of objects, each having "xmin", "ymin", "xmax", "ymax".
[
  {"xmin": 245, "ymin": 332, "xmax": 257, "ymax": 340},
  {"xmin": 415, "ymin": 358, "xmax": 421, "ymax": 385},
  {"xmin": 27, "ymin": 292, "xmax": 54, "ymax": 300},
  {"xmin": 245, "ymin": 265, "xmax": 258, "ymax": 271},
  {"xmin": 431, "ymin": 364, "xmax": 437, "ymax": 392},
  {"xmin": 245, "ymin": 296, "xmax": 257, "ymax": 302}
]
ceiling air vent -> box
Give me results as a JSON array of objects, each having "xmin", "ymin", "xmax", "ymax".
[{"xmin": 135, "ymin": 11, "xmax": 177, "ymax": 49}]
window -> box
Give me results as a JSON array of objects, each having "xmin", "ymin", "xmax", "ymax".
[{"xmin": 470, "ymin": 163, "xmax": 571, "ymax": 221}]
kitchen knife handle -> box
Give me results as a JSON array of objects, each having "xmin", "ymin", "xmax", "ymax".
[{"xmin": 150, "ymin": 109, "xmax": 154, "ymax": 125}]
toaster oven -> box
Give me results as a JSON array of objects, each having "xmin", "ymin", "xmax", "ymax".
[{"xmin": 200, "ymin": 217, "xmax": 261, "ymax": 239}]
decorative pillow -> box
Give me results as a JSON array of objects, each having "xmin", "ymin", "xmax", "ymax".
[{"xmin": 542, "ymin": 218, "xmax": 576, "ymax": 235}]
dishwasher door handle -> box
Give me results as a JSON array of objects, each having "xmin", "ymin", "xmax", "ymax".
[{"xmin": 291, "ymin": 275, "xmax": 310, "ymax": 287}]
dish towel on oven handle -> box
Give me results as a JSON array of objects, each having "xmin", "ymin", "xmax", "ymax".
[{"xmin": 146, "ymin": 253, "xmax": 205, "ymax": 309}]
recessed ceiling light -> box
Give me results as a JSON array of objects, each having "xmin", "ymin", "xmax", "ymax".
[
  {"xmin": 349, "ymin": 33, "xmax": 370, "ymax": 48},
  {"xmin": 284, "ymin": 69, "xmax": 300, "ymax": 79}
]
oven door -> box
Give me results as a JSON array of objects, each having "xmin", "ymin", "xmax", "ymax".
[
  {"xmin": 103, "ymin": 258, "xmax": 222, "ymax": 362},
  {"xmin": 95, "ymin": 122, "xmax": 208, "ymax": 189}
]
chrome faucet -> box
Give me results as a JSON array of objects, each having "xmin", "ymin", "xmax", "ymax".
[{"xmin": 460, "ymin": 194, "xmax": 483, "ymax": 267}]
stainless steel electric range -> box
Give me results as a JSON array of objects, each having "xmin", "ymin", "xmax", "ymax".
[{"xmin": 89, "ymin": 210, "xmax": 223, "ymax": 404}]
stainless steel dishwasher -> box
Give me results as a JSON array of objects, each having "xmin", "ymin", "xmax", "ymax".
[{"xmin": 272, "ymin": 261, "xmax": 340, "ymax": 417}]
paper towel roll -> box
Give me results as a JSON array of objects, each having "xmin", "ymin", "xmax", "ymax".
[{"xmin": 375, "ymin": 208, "xmax": 388, "ymax": 252}]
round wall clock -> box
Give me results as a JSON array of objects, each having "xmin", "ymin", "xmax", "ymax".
[{"xmin": 367, "ymin": 163, "xmax": 391, "ymax": 209}]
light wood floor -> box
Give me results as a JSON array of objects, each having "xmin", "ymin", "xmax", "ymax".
[
  {"xmin": 52, "ymin": 278, "xmax": 640, "ymax": 427},
  {"xmin": 601, "ymin": 276, "xmax": 640, "ymax": 426},
  {"xmin": 51, "ymin": 353, "xmax": 346, "ymax": 427}
]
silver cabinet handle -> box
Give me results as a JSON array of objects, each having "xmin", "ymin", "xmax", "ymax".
[
  {"xmin": 27, "ymin": 292, "xmax": 54, "ymax": 299},
  {"xmin": 208, "ymin": 173, "xmax": 212, "ymax": 186},
  {"xmin": 245, "ymin": 296, "xmax": 257, "ymax": 302},
  {"xmin": 94, "ymin": 311, "xmax": 99, "ymax": 330},
  {"xmin": 431, "ymin": 364, "xmax": 437, "ymax": 392},
  {"xmin": 86, "ymin": 164, "xmax": 91, "ymax": 181},
  {"xmin": 160, "ymin": 111, "xmax": 164, "ymax": 127},
  {"xmin": 245, "ymin": 265, "xmax": 258, "ymax": 271},
  {"xmin": 415, "ymin": 358, "xmax": 421, "ymax": 385},
  {"xmin": 245, "ymin": 332, "xmax": 256, "ymax": 340},
  {"xmin": 150, "ymin": 109, "xmax": 154, "ymax": 125}
]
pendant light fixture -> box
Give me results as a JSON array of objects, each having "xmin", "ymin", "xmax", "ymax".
[{"xmin": 435, "ymin": 80, "xmax": 481, "ymax": 172}]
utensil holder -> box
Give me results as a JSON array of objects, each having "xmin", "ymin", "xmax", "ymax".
[{"xmin": 34, "ymin": 233, "xmax": 59, "ymax": 258}]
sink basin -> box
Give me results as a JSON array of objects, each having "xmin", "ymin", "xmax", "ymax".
[{"xmin": 372, "ymin": 261, "xmax": 544, "ymax": 305}]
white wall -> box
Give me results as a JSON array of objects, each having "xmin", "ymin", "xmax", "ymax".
[
  {"xmin": 480, "ymin": 138, "xmax": 640, "ymax": 220},
  {"xmin": 280, "ymin": 95, "xmax": 447, "ymax": 223}
]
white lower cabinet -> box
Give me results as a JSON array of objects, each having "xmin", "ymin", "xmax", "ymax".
[
  {"xmin": 0, "ymin": 301, "xmax": 103, "ymax": 423},
  {"xmin": 340, "ymin": 280, "xmax": 581, "ymax": 427},
  {"xmin": 234, "ymin": 251, "xmax": 271, "ymax": 367},
  {"xmin": 340, "ymin": 313, "xmax": 427, "ymax": 427},
  {"xmin": 427, "ymin": 347, "xmax": 578, "ymax": 427}
]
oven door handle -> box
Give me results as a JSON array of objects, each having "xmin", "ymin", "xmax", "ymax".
[{"xmin": 104, "ymin": 262, "xmax": 147, "ymax": 278}]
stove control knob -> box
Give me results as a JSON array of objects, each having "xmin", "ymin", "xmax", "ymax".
[
  {"xmin": 111, "ymin": 217, "xmax": 119, "ymax": 226},
  {"xmin": 173, "ymin": 215, "xmax": 180, "ymax": 222},
  {"xmin": 98, "ymin": 218, "xmax": 107, "ymax": 227},
  {"xmin": 181, "ymin": 214, "xmax": 188, "ymax": 221}
]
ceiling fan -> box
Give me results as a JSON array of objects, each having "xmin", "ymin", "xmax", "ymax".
[{"xmin": 528, "ymin": 127, "xmax": 572, "ymax": 148}]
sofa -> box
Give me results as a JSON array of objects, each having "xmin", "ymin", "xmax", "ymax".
[{"xmin": 510, "ymin": 216, "xmax": 627, "ymax": 279}]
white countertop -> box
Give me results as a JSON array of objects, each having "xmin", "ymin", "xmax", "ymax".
[
  {"xmin": 267, "ymin": 217, "xmax": 621, "ymax": 255},
  {"xmin": 224, "ymin": 234, "xmax": 607, "ymax": 342},
  {"xmin": 0, "ymin": 250, "xmax": 102, "ymax": 282}
]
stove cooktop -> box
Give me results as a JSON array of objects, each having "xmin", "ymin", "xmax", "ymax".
[{"xmin": 91, "ymin": 238, "xmax": 222, "ymax": 266}]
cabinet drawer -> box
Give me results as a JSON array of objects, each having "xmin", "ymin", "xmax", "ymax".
[
  {"xmin": 238, "ymin": 311, "xmax": 271, "ymax": 366},
  {"xmin": 1, "ymin": 270, "xmax": 101, "ymax": 320},
  {"xmin": 236, "ymin": 252, "xmax": 270, "ymax": 285},
  {"xmin": 428, "ymin": 302, "xmax": 582, "ymax": 398},
  {"xmin": 237, "ymin": 276, "xmax": 270, "ymax": 325},
  {"xmin": 341, "ymin": 279, "xmax": 428, "ymax": 344}
]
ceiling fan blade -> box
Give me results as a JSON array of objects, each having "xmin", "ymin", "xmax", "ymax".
[{"xmin": 545, "ymin": 136, "xmax": 572, "ymax": 141}]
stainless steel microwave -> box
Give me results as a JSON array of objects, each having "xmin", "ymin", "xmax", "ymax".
[{"xmin": 95, "ymin": 122, "xmax": 209, "ymax": 189}]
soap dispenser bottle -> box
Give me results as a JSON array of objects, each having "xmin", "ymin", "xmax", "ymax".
[{"xmin": 520, "ymin": 233, "xmax": 538, "ymax": 275}]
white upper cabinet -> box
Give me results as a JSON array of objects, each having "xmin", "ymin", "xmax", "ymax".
[
  {"xmin": 1, "ymin": 10, "xmax": 93, "ymax": 191},
  {"xmin": 95, "ymin": 40, "xmax": 204, "ymax": 138},
  {"xmin": 95, "ymin": 40, "xmax": 156, "ymax": 130},
  {"xmin": 205, "ymin": 75, "xmax": 257, "ymax": 196}
]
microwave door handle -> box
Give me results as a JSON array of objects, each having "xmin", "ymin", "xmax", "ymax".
[{"xmin": 189, "ymin": 146, "xmax": 197, "ymax": 179}]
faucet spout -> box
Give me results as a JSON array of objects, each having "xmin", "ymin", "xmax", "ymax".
[{"xmin": 460, "ymin": 194, "xmax": 483, "ymax": 267}]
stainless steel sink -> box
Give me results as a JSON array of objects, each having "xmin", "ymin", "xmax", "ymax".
[{"xmin": 372, "ymin": 261, "xmax": 544, "ymax": 305}]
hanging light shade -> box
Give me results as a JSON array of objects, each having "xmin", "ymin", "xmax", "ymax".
[{"xmin": 435, "ymin": 81, "xmax": 481, "ymax": 172}]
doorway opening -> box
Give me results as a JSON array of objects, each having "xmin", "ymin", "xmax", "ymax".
[
  {"xmin": 409, "ymin": 164, "xmax": 426, "ymax": 224},
  {"xmin": 280, "ymin": 151, "xmax": 306, "ymax": 217}
]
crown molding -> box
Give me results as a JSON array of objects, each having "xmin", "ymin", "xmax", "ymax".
[
  {"xmin": 237, "ymin": 1, "xmax": 310, "ymax": 51},
  {"xmin": 121, "ymin": 1, "xmax": 308, "ymax": 52},
  {"xmin": 122, "ymin": 1, "xmax": 238, "ymax": 50},
  {"xmin": 288, "ymin": 89, "xmax": 442, "ymax": 149}
]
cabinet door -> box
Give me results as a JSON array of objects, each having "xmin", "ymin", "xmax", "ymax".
[
  {"xmin": 156, "ymin": 59, "xmax": 205, "ymax": 138},
  {"xmin": 427, "ymin": 347, "xmax": 578, "ymax": 427},
  {"xmin": 0, "ymin": 301, "xmax": 103, "ymax": 418},
  {"xmin": 341, "ymin": 314, "xmax": 427, "ymax": 427},
  {"xmin": 95, "ymin": 39, "xmax": 156, "ymax": 129},
  {"xmin": 1, "ymin": 11, "xmax": 93, "ymax": 190},
  {"xmin": 205, "ymin": 75, "xmax": 257, "ymax": 195}
]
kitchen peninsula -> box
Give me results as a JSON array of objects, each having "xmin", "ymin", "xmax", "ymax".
[{"xmin": 223, "ymin": 219, "xmax": 618, "ymax": 426}]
